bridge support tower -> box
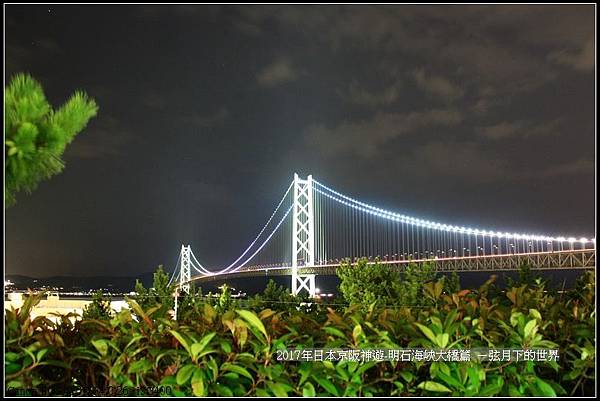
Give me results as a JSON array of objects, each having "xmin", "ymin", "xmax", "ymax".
[
  {"xmin": 291, "ymin": 173, "xmax": 316, "ymax": 297},
  {"xmin": 180, "ymin": 245, "xmax": 191, "ymax": 294}
]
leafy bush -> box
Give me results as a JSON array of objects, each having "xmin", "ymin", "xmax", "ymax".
[
  {"xmin": 132, "ymin": 265, "xmax": 174, "ymax": 315},
  {"xmin": 82, "ymin": 290, "xmax": 112, "ymax": 320},
  {"xmin": 337, "ymin": 258, "xmax": 438, "ymax": 310},
  {"xmin": 5, "ymin": 269, "xmax": 595, "ymax": 396}
]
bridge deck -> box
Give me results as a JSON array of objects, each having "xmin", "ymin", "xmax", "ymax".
[{"xmin": 189, "ymin": 249, "xmax": 595, "ymax": 283}]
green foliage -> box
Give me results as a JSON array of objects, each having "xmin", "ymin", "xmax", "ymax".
[
  {"xmin": 132, "ymin": 265, "xmax": 175, "ymax": 318},
  {"xmin": 5, "ymin": 270, "xmax": 595, "ymax": 396},
  {"xmin": 263, "ymin": 279, "xmax": 291, "ymax": 304},
  {"xmin": 337, "ymin": 258, "xmax": 400, "ymax": 310},
  {"xmin": 176, "ymin": 283, "xmax": 203, "ymax": 320},
  {"xmin": 337, "ymin": 258, "xmax": 438, "ymax": 311},
  {"xmin": 397, "ymin": 262, "xmax": 438, "ymax": 306},
  {"xmin": 4, "ymin": 73, "xmax": 98, "ymax": 206},
  {"xmin": 248, "ymin": 279, "xmax": 296, "ymax": 312},
  {"xmin": 444, "ymin": 271, "xmax": 461, "ymax": 294},
  {"xmin": 82, "ymin": 290, "xmax": 112, "ymax": 320},
  {"xmin": 213, "ymin": 284, "xmax": 238, "ymax": 314},
  {"xmin": 506, "ymin": 263, "xmax": 543, "ymax": 288}
]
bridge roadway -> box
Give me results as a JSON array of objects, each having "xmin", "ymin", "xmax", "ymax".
[{"xmin": 188, "ymin": 249, "xmax": 595, "ymax": 283}]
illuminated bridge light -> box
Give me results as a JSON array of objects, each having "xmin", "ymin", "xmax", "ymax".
[{"xmin": 177, "ymin": 176, "xmax": 593, "ymax": 293}]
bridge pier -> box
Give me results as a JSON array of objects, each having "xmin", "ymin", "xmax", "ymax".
[
  {"xmin": 291, "ymin": 173, "xmax": 316, "ymax": 297},
  {"xmin": 180, "ymin": 245, "xmax": 191, "ymax": 294},
  {"xmin": 292, "ymin": 274, "xmax": 316, "ymax": 297}
]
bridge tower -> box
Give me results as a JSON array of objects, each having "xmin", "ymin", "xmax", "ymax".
[
  {"xmin": 180, "ymin": 245, "xmax": 191, "ymax": 294},
  {"xmin": 291, "ymin": 173, "xmax": 316, "ymax": 297}
]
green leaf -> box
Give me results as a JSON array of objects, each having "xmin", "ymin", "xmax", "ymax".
[
  {"xmin": 160, "ymin": 375, "xmax": 177, "ymax": 386},
  {"xmin": 302, "ymin": 382, "xmax": 316, "ymax": 397},
  {"xmin": 479, "ymin": 378, "xmax": 504, "ymax": 396},
  {"xmin": 36, "ymin": 348, "xmax": 49, "ymax": 362},
  {"xmin": 176, "ymin": 364, "xmax": 196, "ymax": 385},
  {"xmin": 324, "ymin": 326, "xmax": 346, "ymax": 339},
  {"xmin": 510, "ymin": 312, "xmax": 524, "ymax": 327},
  {"xmin": 91, "ymin": 339, "xmax": 108, "ymax": 357},
  {"xmin": 436, "ymin": 371, "xmax": 464, "ymax": 391},
  {"xmin": 191, "ymin": 332, "xmax": 216, "ymax": 361},
  {"xmin": 415, "ymin": 323, "xmax": 437, "ymax": 345},
  {"xmin": 213, "ymin": 383, "xmax": 234, "ymax": 396},
  {"xmin": 314, "ymin": 376, "xmax": 339, "ymax": 396},
  {"xmin": 124, "ymin": 335, "xmax": 143, "ymax": 350},
  {"xmin": 534, "ymin": 378, "xmax": 557, "ymax": 396},
  {"xmin": 6, "ymin": 362, "xmax": 21, "ymax": 375},
  {"xmin": 466, "ymin": 366, "xmax": 481, "ymax": 391},
  {"xmin": 222, "ymin": 372, "xmax": 239, "ymax": 380},
  {"xmin": 335, "ymin": 363, "xmax": 350, "ymax": 380},
  {"xmin": 155, "ymin": 350, "xmax": 178, "ymax": 368},
  {"xmin": 508, "ymin": 384, "xmax": 522, "ymax": 396},
  {"xmin": 207, "ymin": 357, "xmax": 219, "ymax": 381},
  {"xmin": 220, "ymin": 340, "xmax": 232, "ymax": 354},
  {"xmin": 436, "ymin": 333, "xmax": 449, "ymax": 348},
  {"xmin": 191, "ymin": 368, "xmax": 205, "ymax": 397},
  {"xmin": 236, "ymin": 310, "xmax": 268, "ymax": 342},
  {"xmin": 400, "ymin": 371, "xmax": 414, "ymax": 382},
  {"xmin": 417, "ymin": 381, "xmax": 452, "ymax": 393},
  {"xmin": 221, "ymin": 363, "xmax": 254, "ymax": 382},
  {"xmin": 169, "ymin": 330, "xmax": 192, "ymax": 357},
  {"xmin": 203, "ymin": 303, "xmax": 216, "ymax": 323},
  {"xmin": 298, "ymin": 363, "xmax": 312, "ymax": 385},
  {"xmin": 128, "ymin": 358, "xmax": 152, "ymax": 374},
  {"xmin": 355, "ymin": 361, "xmax": 376, "ymax": 377},
  {"xmin": 524, "ymin": 319, "xmax": 537, "ymax": 339},
  {"xmin": 267, "ymin": 381, "xmax": 289, "ymax": 397},
  {"xmin": 127, "ymin": 298, "xmax": 151, "ymax": 325},
  {"xmin": 528, "ymin": 308, "xmax": 542, "ymax": 321},
  {"xmin": 352, "ymin": 324, "xmax": 363, "ymax": 344}
]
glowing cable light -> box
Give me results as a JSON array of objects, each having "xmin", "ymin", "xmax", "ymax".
[{"xmin": 313, "ymin": 178, "xmax": 586, "ymax": 244}]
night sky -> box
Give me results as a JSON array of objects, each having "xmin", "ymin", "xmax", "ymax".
[{"xmin": 5, "ymin": 5, "xmax": 596, "ymax": 278}]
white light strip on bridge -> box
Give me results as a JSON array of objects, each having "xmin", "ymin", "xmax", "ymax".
[
  {"xmin": 167, "ymin": 251, "xmax": 182, "ymax": 286},
  {"xmin": 190, "ymin": 248, "xmax": 594, "ymax": 280},
  {"xmin": 190, "ymin": 249, "xmax": 214, "ymax": 275},
  {"xmin": 312, "ymin": 181, "xmax": 593, "ymax": 245},
  {"xmin": 216, "ymin": 180, "xmax": 294, "ymax": 273},
  {"xmin": 201, "ymin": 205, "xmax": 293, "ymax": 277},
  {"xmin": 189, "ymin": 180, "xmax": 294, "ymax": 276}
]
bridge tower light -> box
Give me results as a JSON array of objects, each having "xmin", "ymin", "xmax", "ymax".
[
  {"xmin": 291, "ymin": 173, "xmax": 316, "ymax": 297},
  {"xmin": 179, "ymin": 245, "xmax": 191, "ymax": 294}
]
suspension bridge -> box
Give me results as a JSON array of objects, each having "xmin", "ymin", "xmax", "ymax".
[{"xmin": 169, "ymin": 174, "xmax": 595, "ymax": 297}]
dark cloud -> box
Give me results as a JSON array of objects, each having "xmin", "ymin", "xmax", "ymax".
[
  {"xmin": 536, "ymin": 158, "xmax": 595, "ymax": 178},
  {"xmin": 186, "ymin": 107, "xmax": 230, "ymax": 128},
  {"xmin": 477, "ymin": 119, "xmax": 562, "ymax": 141},
  {"xmin": 340, "ymin": 79, "xmax": 403, "ymax": 107},
  {"xmin": 398, "ymin": 140, "xmax": 511, "ymax": 183},
  {"xmin": 412, "ymin": 68, "xmax": 464, "ymax": 102},
  {"xmin": 4, "ymin": 5, "xmax": 594, "ymax": 279},
  {"xmin": 548, "ymin": 38, "xmax": 595, "ymax": 72},
  {"xmin": 256, "ymin": 58, "xmax": 299, "ymax": 87},
  {"xmin": 305, "ymin": 109, "xmax": 464, "ymax": 158}
]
